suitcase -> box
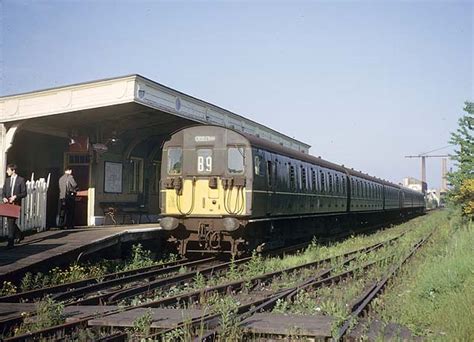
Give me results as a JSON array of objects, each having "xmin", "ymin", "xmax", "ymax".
[{"xmin": 0, "ymin": 203, "xmax": 21, "ymax": 219}]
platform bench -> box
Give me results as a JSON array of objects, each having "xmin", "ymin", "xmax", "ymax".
[{"xmin": 99, "ymin": 202, "xmax": 151, "ymax": 225}]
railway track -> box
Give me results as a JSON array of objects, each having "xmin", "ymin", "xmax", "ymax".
[
  {"xmin": 153, "ymin": 231, "xmax": 433, "ymax": 341},
  {"xmin": 0, "ymin": 256, "xmax": 211, "ymax": 303},
  {"xmin": 0, "ymin": 242, "xmax": 311, "ymax": 339},
  {"xmin": 2, "ymin": 230, "xmax": 410, "ymax": 341},
  {"xmin": 0, "ymin": 217, "xmax": 431, "ymax": 341}
]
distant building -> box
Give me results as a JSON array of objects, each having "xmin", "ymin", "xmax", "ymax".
[{"xmin": 402, "ymin": 177, "xmax": 423, "ymax": 192}]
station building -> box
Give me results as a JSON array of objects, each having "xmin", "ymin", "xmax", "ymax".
[{"xmin": 0, "ymin": 75, "xmax": 310, "ymax": 228}]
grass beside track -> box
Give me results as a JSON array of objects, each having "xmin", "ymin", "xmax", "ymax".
[{"xmin": 372, "ymin": 208, "xmax": 474, "ymax": 340}]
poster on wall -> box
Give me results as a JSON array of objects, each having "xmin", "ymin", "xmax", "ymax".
[{"xmin": 104, "ymin": 161, "xmax": 123, "ymax": 193}]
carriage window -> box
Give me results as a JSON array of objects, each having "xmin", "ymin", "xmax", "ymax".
[
  {"xmin": 301, "ymin": 166, "xmax": 307, "ymax": 191},
  {"xmin": 228, "ymin": 147, "xmax": 244, "ymax": 174},
  {"xmin": 289, "ymin": 165, "xmax": 295, "ymax": 189},
  {"xmin": 254, "ymin": 155, "xmax": 261, "ymax": 175},
  {"xmin": 320, "ymin": 171, "xmax": 325, "ymax": 192},
  {"xmin": 197, "ymin": 149, "xmax": 213, "ymax": 174},
  {"xmin": 167, "ymin": 147, "xmax": 182, "ymax": 175},
  {"xmin": 267, "ymin": 161, "xmax": 273, "ymax": 186}
]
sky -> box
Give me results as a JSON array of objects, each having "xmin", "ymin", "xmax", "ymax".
[{"xmin": 1, "ymin": 0, "xmax": 472, "ymax": 188}]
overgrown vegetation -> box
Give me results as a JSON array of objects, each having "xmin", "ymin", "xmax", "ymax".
[
  {"xmin": 14, "ymin": 296, "xmax": 65, "ymax": 335},
  {"xmin": 372, "ymin": 208, "xmax": 474, "ymax": 340},
  {"xmin": 447, "ymin": 101, "xmax": 473, "ymax": 217},
  {"xmin": 131, "ymin": 308, "xmax": 153, "ymax": 337},
  {"xmin": 0, "ymin": 244, "xmax": 175, "ymax": 295}
]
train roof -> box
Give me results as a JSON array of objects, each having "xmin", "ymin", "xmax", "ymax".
[
  {"xmin": 168, "ymin": 124, "xmax": 423, "ymax": 193},
  {"xmin": 239, "ymin": 129, "xmax": 401, "ymax": 188}
]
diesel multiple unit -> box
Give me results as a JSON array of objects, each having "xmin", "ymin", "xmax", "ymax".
[{"xmin": 160, "ymin": 125, "xmax": 425, "ymax": 255}]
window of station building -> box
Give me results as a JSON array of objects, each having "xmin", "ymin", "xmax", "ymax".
[
  {"xmin": 335, "ymin": 175, "xmax": 340, "ymax": 194},
  {"xmin": 130, "ymin": 157, "xmax": 144, "ymax": 193},
  {"xmin": 341, "ymin": 177, "xmax": 346, "ymax": 195},
  {"xmin": 254, "ymin": 155, "xmax": 261, "ymax": 176},
  {"xmin": 197, "ymin": 148, "xmax": 213, "ymax": 174},
  {"xmin": 167, "ymin": 147, "xmax": 182, "ymax": 175},
  {"xmin": 153, "ymin": 161, "xmax": 161, "ymax": 193},
  {"xmin": 68, "ymin": 154, "xmax": 90, "ymax": 165},
  {"xmin": 228, "ymin": 147, "xmax": 245, "ymax": 174}
]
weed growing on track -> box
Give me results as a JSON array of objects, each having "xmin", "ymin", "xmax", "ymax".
[
  {"xmin": 131, "ymin": 308, "xmax": 153, "ymax": 337},
  {"xmin": 215, "ymin": 296, "xmax": 241, "ymax": 341},
  {"xmin": 1, "ymin": 244, "xmax": 175, "ymax": 293},
  {"xmin": 14, "ymin": 296, "xmax": 64, "ymax": 335},
  {"xmin": 0, "ymin": 281, "xmax": 17, "ymax": 296},
  {"xmin": 193, "ymin": 271, "xmax": 206, "ymax": 289},
  {"xmin": 123, "ymin": 243, "xmax": 157, "ymax": 271}
]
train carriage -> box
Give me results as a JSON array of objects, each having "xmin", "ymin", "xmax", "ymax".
[{"xmin": 160, "ymin": 125, "xmax": 425, "ymax": 255}]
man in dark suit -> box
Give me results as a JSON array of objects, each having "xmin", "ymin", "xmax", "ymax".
[
  {"xmin": 2, "ymin": 164, "xmax": 27, "ymax": 248},
  {"xmin": 58, "ymin": 167, "xmax": 78, "ymax": 229}
]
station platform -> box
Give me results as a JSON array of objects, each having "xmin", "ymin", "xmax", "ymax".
[{"xmin": 0, "ymin": 224, "xmax": 161, "ymax": 283}]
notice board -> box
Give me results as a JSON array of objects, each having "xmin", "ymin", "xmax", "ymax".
[{"xmin": 104, "ymin": 161, "xmax": 123, "ymax": 193}]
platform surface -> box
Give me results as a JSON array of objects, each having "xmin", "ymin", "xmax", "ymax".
[{"xmin": 0, "ymin": 224, "xmax": 161, "ymax": 282}]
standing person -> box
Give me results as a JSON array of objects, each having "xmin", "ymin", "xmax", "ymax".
[
  {"xmin": 58, "ymin": 168, "xmax": 78, "ymax": 229},
  {"xmin": 2, "ymin": 164, "xmax": 27, "ymax": 248}
]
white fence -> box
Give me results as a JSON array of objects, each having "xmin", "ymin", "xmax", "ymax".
[{"xmin": 1, "ymin": 174, "xmax": 50, "ymax": 237}]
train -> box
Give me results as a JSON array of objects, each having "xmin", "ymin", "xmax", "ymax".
[{"xmin": 160, "ymin": 125, "xmax": 425, "ymax": 255}]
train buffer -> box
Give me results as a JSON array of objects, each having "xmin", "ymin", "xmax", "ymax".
[{"xmin": 0, "ymin": 224, "xmax": 161, "ymax": 283}]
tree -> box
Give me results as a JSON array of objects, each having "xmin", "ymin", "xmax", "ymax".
[{"xmin": 448, "ymin": 101, "xmax": 474, "ymax": 217}]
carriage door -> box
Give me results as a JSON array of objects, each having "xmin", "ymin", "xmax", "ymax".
[
  {"xmin": 65, "ymin": 153, "xmax": 90, "ymax": 227},
  {"xmin": 266, "ymin": 154, "xmax": 278, "ymax": 215}
]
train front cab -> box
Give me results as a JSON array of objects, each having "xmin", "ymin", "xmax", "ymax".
[{"xmin": 160, "ymin": 126, "xmax": 253, "ymax": 255}]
